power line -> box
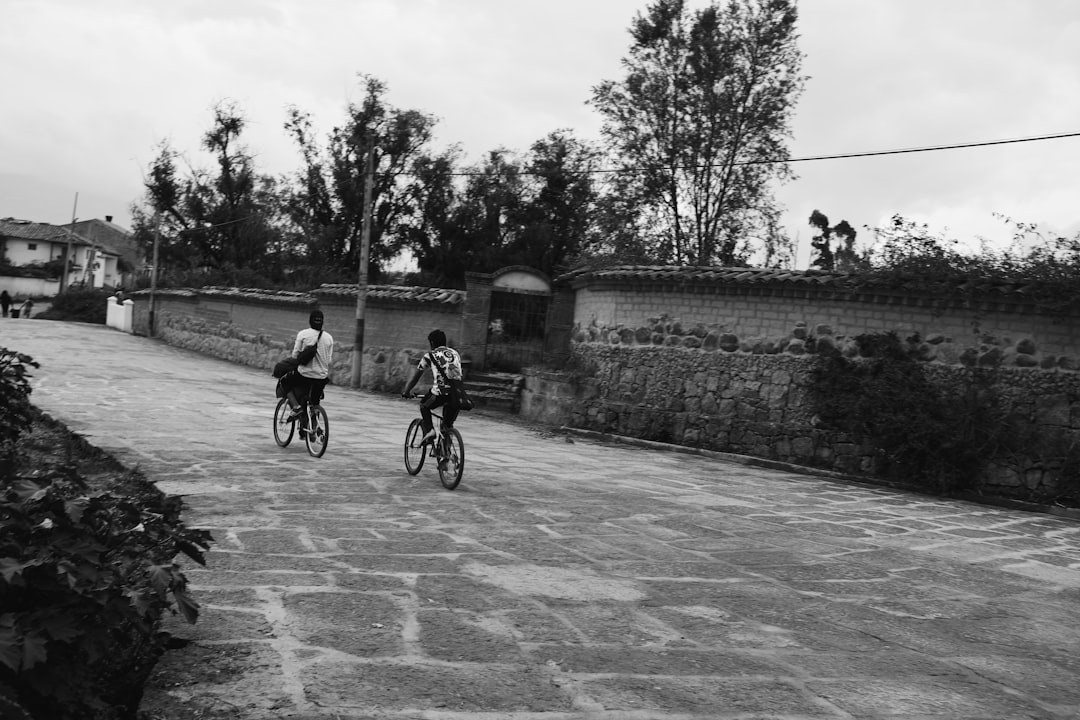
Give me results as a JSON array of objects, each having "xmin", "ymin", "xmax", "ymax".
[
  {"xmin": 397, "ymin": 130, "xmax": 1080, "ymax": 178},
  {"xmin": 777, "ymin": 130, "xmax": 1080, "ymax": 165}
]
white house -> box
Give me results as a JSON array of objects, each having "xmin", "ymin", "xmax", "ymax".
[{"xmin": 0, "ymin": 217, "xmax": 125, "ymax": 291}]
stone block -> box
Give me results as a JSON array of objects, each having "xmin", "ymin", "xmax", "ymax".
[
  {"xmin": 1014, "ymin": 354, "xmax": 1039, "ymax": 368},
  {"xmin": 978, "ymin": 347, "xmax": 1004, "ymax": 367}
]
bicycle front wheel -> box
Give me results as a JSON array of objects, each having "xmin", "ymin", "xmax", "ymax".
[
  {"xmin": 438, "ymin": 428, "xmax": 465, "ymax": 490},
  {"xmin": 273, "ymin": 398, "xmax": 295, "ymax": 447},
  {"xmin": 305, "ymin": 406, "xmax": 329, "ymax": 458},
  {"xmin": 404, "ymin": 418, "xmax": 426, "ymax": 475}
]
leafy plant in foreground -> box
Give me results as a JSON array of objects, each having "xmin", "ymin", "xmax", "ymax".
[
  {"xmin": 0, "ymin": 349, "xmax": 39, "ymax": 476},
  {"xmin": 0, "ymin": 406, "xmax": 214, "ymax": 718}
]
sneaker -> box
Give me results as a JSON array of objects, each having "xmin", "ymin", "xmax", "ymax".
[
  {"xmin": 420, "ymin": 429, "xmax": 437, "ymax": 445},
  {"xmin": 286, "ymin": 406, "xmax": 304, "ymax": 422}
]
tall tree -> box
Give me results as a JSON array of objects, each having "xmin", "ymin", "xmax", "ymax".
[
  {"xmin": 502, "ymin": 130, "xmax": 604, "ymax": 276},
  {"xmin": 399, "ymin": 146, "xmax": 474, "ymax": 287},
  {"xmin": 452, "ymin": 149, "xmax": 527, "ymax": 276},
  {"xmin": 283, "ymin": 74, "xmax": 438, "ymax": 281},
  {"xmin": 131, "ymin": 103, "xmax": 280, "ymax": 284},
  {"xmin": 197, "ymin": 102, "xmax": 274, "ymax": 271},
  {"xmin": 809, "ymin": 209, "xmax": 861, "ymax": 272},
  {"xmin": 591, "ymin": 0, "xmax": 805, "ymax": 266}
]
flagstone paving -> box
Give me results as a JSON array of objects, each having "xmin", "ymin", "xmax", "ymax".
[{"xmin": 4, "ymin": 319, "xmax": 1080, "ymax": 719}]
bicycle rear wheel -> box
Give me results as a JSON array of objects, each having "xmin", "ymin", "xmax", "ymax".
[
  {"xmin": 305, "ymin": 405, "xmax": 329, "ymax": 458},
  {"xmin": 404, "ymin": 418, "xmax": 427, "ymax": 475},
  {"xmin": 438, "ymin": 428, "xmax": 465, "ymax": 490},
  {"xmin": 273, "ymin": 398, "xmax": 295, "ymax": 447}
]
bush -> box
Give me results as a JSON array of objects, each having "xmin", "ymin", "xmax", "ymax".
[
  {"xmin": 34, "ymin": 287, "xmax": 110, "ymax": 324},
  {"xmin": 1, "ymin": 461, "xmax": 212, "ymax": 718},
  {"xmin": 0, "ymin": 349, "xmax": 38, "ymax": 474},
  {"xmin": 810, "ymin": 332, "xmax": 1013, "ymax": 493}
]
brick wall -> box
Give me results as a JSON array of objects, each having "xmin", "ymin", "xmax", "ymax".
[
  {"xmin": 572, "ymin": 281, "xmax": 1080, "ymax": 359},
  {"xmin": 130, "ymin": 288, "xmax": 462, "ymax": 391}
]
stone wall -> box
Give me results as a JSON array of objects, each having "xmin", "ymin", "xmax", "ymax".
[
  {"xmin": 567, "ymin": 268, "xmax": 1080, "ymax": 359},
  {"xmin": 130, "ymin": 287, "xmax": 462, "ymax": 391},
  {"xmin": 519, "ymin": 313, "xmax": 1080, "ymax": 500}
]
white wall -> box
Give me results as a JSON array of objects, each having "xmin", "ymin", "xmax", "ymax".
[{"xmin": 0, "ymin": 276, "xmax": 60, "ymax": 298}]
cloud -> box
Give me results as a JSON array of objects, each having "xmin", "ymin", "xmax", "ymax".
[{"xmin": 2, "ymin": 0, "xmax": 1078, "ymax": 267}]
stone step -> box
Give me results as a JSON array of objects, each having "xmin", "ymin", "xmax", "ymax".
[{"xmin": 462, "ymin": 370, "xmax": 524, "ymax": 413}]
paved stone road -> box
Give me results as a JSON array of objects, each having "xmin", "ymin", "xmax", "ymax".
[{"xmin": 5, "ymin": 320, "xmax": 1080, "ymax": 719}]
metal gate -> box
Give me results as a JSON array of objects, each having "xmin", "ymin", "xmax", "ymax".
[{"xmin": 485, "ymin": 289, "xmax": 549, "ymax": 372}]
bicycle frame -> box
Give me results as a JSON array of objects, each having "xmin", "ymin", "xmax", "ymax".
[{"xmin": 404, "ymin": 394, "xmax": 464, "ymax": 489}]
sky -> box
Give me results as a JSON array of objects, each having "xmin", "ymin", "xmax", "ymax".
[{"xmin": 2, "ymin": 0, "xmax": 1079, "ymax": 269}]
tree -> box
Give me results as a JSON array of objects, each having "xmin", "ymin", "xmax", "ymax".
[
  {"xmin": 399, "ymin": 146, "xmax": 474, "ymax": 287},
  {"xmin": 591, "ymin": 0, "xmax": 805, "ymax": 266},
  {"xmin": 283, "ymin": 74, "xmax": 439, "ymax": 281},
  {"xmin": 130, "ymin": 103, "xmax": 282, "ymax": 285},
  {"xmin": 809, "ymin": 209, "xmax": 861, "ymax": 272},
  {"xmin": 450, "ymin": 149, "xmax": 528, "ymax": 278},
  {"xmin": 501, "ymin": 130, "xmax": 604, "ymax": 276}
]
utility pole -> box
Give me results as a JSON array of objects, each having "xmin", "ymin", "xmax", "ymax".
[
  {"xmin": 148, "ymin": 213, "xmax": 161, "ymax": 337},
  {"xmin": 351, "ymin": 134, "xmax": 375, "ymax": 387},
  {"xmin": 60, "ymin": 192, "xmax": 78, "ymax": 293}
]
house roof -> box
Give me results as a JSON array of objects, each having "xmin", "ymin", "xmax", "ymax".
[
  {"xmin": 0, "ymin": 217, "xmax": 79, "ymax": 244},
  {"xmin": 70, "ymin": 218, "xmax": 138, "ymax": 262}
]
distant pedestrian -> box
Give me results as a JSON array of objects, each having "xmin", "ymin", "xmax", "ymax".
[
  {"xmin": 0, "ymin": 290, "xmax": 10, "ymax": 318},
  {"xmin": 19, "ymin": 298, "xmax": 33, "ymax": 319}
]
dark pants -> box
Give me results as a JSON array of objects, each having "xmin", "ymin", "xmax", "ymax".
[
  {"xmin": 282, "ymin": 374, "xmax": 327, "ymax": 426},
  {"xmin": 421, "ymin": 391, "xmax": 459, "ymax": 435}
]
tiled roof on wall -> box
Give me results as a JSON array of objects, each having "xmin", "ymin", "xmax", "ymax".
[
  {"xmin": 558, "ymin": 265, "xmax": 845, "ymax": 286},
  {"xmin": 126, "ymin": 284, "xmax": 466, "ymax": 306},
  {"xmin": 314, "ymin": 284, "xmax": 465, "ymax": 305},
  {"xmin": 556, "ymin": 264, "xmax": 1063, "ymax": 301},
  {"xmin": 193, "ymin": 286, "xmax": 314, "ymax": 306}
]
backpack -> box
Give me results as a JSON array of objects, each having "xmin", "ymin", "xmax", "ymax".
[
  {"xmin": 428, "ymin": 352, "xmax": 474, "ymax": 411},
  {"xmin": 296, "ymin": 330, "xmax": 323, "ymax": 365}
]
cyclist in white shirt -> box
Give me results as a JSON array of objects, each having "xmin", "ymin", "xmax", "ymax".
[{"xmin": 283, "ymin": 310, "xmax": 334, "ymax": 435}]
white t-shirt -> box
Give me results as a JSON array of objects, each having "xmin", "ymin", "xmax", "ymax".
[
  {"xmin": 293, "ymin": 328, "xmax": 334, "ymax": 379},
  {"xmin": 418, "ymin": 346, "xmax": 462, "ymax": 396}
]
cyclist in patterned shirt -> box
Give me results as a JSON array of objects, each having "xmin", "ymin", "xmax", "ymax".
[{"xmin": 401, "ymin": 329, "xmax": 462, "ymax": 447}]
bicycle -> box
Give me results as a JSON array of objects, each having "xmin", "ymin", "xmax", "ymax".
[
  {"xmin": 403, "ymin": 396, "xmax": 465, "ymax": 490},
  {"xmin": 273, "ymin": 398, "xmax": 329, "ymax": 457}
]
